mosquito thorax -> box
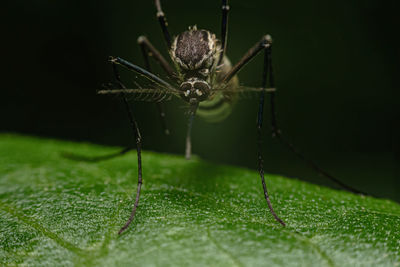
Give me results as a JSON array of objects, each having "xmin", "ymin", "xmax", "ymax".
[
  {"xmin": 170, "ymin": 26, "xmax": 220, "ymax": 80},
  {"xmin": 180, "ymin": 77, "xmax": 211, "ymax": 102}
]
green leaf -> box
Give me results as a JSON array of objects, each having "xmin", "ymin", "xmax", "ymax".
[{"xmin": 0, "ymin": 134, "xmax": 399, "ymax": 267}]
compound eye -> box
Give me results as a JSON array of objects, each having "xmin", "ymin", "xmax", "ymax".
[
  {"xmin": 194, "ymin": 82, "xmax": 209, "ymax": 92},
  {"xmin": 180, "ymin": 83, "xmax": 192, "ymax": 91}
]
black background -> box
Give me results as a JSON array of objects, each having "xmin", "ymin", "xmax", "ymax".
[{"xmin": 3, "ymin": 0, "xmax": 399, "ymax": 200}]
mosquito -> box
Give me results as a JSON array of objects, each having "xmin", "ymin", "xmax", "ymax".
[{"xmin": 96, "ymin": 0, "xmax": 365, "ymax": 234}]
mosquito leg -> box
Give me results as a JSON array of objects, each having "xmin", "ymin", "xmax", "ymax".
[
  {"xmin": 222, "ymin": 35, "xmax": 272, "ymax": 84},
  {"xmin": 137, "ymin": 36, "xmax": 175, "ymax": 77},
  {"xmin": 63, "ymin": 60, "xmax": 148, "ymax": 164},
  {"xmin": 265, "ymin": 43, "xmax": 367, "ymax": 195},
  {"xmin": 154, "ymin": 0, "xmax": 172, "ymax": 48},
  {"xmin": 257, "ymin": 41, "xmax": 286, "ymax": 226},
  {"xmin": 222, "ymin": 34, "xmax": 366, "ymax": 195},
  {"xmin": 217, "ymin": 0, "xmax": 230, "ymax": 66},
  {"xmin": 216, "ymin": 34, "xmax": 284, "ymax": 225},
  {"xmin": 111, "ymin": 63, "xmax": 143, "ymax": 235},
  {"xmin": 109, "ymin": 56, "xmax": 173, "ymax": 89},
  {"xmin": 138, "ymin": 35, "xmax": 174, "ymax": 135},
  {"xmin": 185, "ymin": 103, "xmax": 199, "ymax": 160},
  {"xmin": 185, "ymin": 113, "xmax": 194, "ymax": 160},
  {"xmin": 62, "ymin": 147, "xmax": 133, "ymax": 162}
]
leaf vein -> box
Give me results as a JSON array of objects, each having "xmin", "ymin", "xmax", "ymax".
[{"xmin": 0, "ymin": 201, "xmax": 86, "ymax": 257}]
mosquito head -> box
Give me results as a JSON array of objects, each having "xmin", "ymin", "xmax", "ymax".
[
  {"xmin": 171, "ymin": 26, "xmax": 220, "ymax": 73},
  {"xmin": 180, "ymin": 77, "xmax": 210, "ymax": 102}
]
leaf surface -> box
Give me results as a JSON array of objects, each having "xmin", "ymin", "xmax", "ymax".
[{"xmin": 0, "ymin": 134, "xmax": 399, "ymax": 266}]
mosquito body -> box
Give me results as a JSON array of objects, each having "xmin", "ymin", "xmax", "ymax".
[
  {"xmin": 171, "ymin": 26, "xmax": 238, "ymax": 119},
  {"xmin": 97, "ymin": 0, "xmax": 365, "ymax": 234}
]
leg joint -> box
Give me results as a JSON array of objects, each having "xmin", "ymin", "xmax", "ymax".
[
  {"xmin": 261, "ymin": 35, "xmax": 273, "ymax": 48},
  {"xmin": 156, "ymin": 11, "xmax": 165, "ymax": 18},
  {"xmin": 136, "ymin": 136, "xmax": 142, "ymax": 144},
  {"xmin": 137, "ymin": 35, "xmax": 148, "ymax": 44},
  {"xmin": 108, "ymin": 56, "xmax": 117, "ymax": 64},
  {"xmin": 222, "ymin": 5, "xmax": 230, "ymax": 10}
]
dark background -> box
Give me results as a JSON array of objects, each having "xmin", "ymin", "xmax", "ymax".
[{"xmin": 3, "ymin": 0, "xmax": 399, "ymax": 201}]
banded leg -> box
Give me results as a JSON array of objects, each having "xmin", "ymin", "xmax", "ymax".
[
  {"xmin": 155, "ymin": 0, "xmax": 172, "ymax": 48},
  {"xmin": 138, "ymin": 35, "xmax": 176, "ymax": 135},
  {"xmin": 112, "ymin": 63, "xmax": 144, "ymax": 235},
  {"xmin": 218, "ymin": 0, "xmax": 230, "ymax": 66}
]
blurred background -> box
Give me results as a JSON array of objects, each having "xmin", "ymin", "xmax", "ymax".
[{"xmin": 3, "ymin": 0, "xmax": 399, "ymax": 201}]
